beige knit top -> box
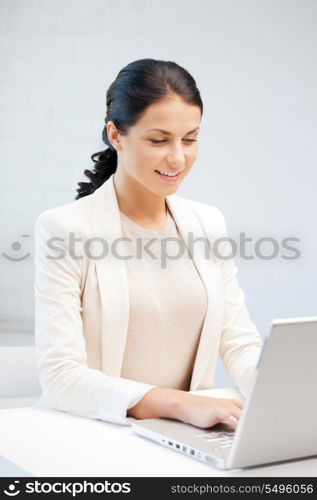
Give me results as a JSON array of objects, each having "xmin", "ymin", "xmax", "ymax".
[{"xmin": 119, "ymin": 206, "xmax": 208, "ymax": 392}]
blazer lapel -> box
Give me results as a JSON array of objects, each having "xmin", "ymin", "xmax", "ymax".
[
  {"xmin": 89, "ymin": 176, "xmax": 130, "ymax": 377},
  {"xmin": 89, "ymin": 174, "xmax": 224, "ymax": 389}
]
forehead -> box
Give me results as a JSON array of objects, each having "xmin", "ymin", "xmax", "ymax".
[{"xmin": 134, "ymin": 97, "xmax": 201, "ymax": 134}]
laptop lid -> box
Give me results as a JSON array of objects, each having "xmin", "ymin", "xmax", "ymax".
[{"xmin": 228, "ymin": 316, "xmax": 317, "ymax": 468}]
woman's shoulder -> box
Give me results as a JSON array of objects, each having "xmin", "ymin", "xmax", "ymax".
[{"xmin": 34, "ymin": 193, "xmax": 93, "ymax": 236}]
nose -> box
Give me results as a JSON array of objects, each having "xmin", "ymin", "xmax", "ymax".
[{"xmin": 166, "ymin": 143, "xmax": 186, "ymax": 167}]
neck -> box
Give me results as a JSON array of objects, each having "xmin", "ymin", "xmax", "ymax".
[{"xmin": 113, "ymin": 169, "xmax": 167, "ymax": 224}]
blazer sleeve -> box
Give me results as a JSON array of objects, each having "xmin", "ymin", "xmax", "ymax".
[
  {"xmin": 34, "ymin": 210, "xmax": 156, "ymax": 425},
  {"xmin": 212, "ymin": 209, "xmax": 263, "ymax": 397}
]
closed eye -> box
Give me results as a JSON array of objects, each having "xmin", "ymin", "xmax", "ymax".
[{"xmin": 149, "ymin": 139, "xmax": 197, "ymax": 144}]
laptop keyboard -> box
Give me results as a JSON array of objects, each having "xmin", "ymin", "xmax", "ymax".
[{"xmin": 195, "ymin": 430, "xmax": 235, "ymax": 449}]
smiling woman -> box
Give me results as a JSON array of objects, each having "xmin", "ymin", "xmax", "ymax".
[
  {"xmin": 106, "ymin": 94, "xmax": 201, "ymax": 215},
  {"xmin": 34, "ymin": 58, "xmax": 263, "ymax": 429},
  {"xmin": 75, "ymin": 59, "xmax": 203, "ymax": 226}
]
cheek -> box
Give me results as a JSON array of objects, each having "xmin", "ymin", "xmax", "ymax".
[
  {"xmin": 186, "ymin": 149, "xmax": 197, "ymax": 164},
  {"xmin": 122, "ymin": 144, "xmax": 148, "ymax": 169},
  {"xmin": 188, "ymin": 145, "xmax": 198, "ymax": 162},
  {"xmin": 141, "ymin": 147, "xmax": 164, "ymax": 166}
]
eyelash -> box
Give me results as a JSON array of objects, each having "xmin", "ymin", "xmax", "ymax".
[{"xmin": 149, "ymin": 139, "xmax": 197, "ymax": 144}]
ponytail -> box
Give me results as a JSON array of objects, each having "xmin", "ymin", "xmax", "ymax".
[{"xmin": 75, "ymin": 147, "xmax": 117, "ymax": 200}]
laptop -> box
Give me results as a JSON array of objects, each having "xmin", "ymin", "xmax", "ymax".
[{"xmin": 131, "ymin": 316, "xmax": 317, "ymax": 470}]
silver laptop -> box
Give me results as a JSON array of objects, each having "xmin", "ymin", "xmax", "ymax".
[{"xmin": 131, "ymin": 316, "xmax": 317, "ymax": 470}]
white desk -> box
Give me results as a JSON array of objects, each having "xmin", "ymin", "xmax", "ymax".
[{"xmin": 0, "ymin": 387, "xmax": 316, "ymax": 477}]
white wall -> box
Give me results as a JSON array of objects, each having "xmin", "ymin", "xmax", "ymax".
[{"xmin": 1, "ymin": 0, "xmax": 316, "ymax": 386}]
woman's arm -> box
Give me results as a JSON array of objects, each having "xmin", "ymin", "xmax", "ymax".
[
  {"xmin": 211, "ymin": 209, "xmax": 263, "ymax": 396},
  {"xmin": 34, "ymin": 209, "xmax": 156, "ymax": 425}
]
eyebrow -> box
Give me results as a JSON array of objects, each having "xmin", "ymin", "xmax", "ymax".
[{"xmin": 145, "ymin": 126, "xmax": 200, "ymax": 135}]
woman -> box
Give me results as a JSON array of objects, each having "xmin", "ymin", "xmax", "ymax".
[{"xmin": 34, "ymin": 58, "xmax": 263, "ymax": 429}]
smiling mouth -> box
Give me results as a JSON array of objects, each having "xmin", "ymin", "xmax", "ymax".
[{"xmin": 154, "ymin": 169, "xmax": 183, "ymax": 177}]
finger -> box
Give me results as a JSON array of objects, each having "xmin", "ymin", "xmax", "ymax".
[
  {"xmin": 232, "ymin": 398, "xmax": 244, "ymax": 408},
  {"xmin": 220, "ymin": 409, "xmax": 241, "ymax": 425},
  {"xmin": 217, "ymin": 410, "xmax": 235, "ymax": 423},
  {"xmin": 223, "ymin": 414, "xmax": 239, "ymax": 425},
  {"xmin": 230, "ymin": 408, "xmax": 242, "ymax": 420}
]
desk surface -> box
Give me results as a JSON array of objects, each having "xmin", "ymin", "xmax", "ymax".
[{"xmin": 0, "ymin": 387, "xmax": 316, "ymax": 477}]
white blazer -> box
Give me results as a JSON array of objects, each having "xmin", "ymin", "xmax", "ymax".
[{"xmin": 34, "ymin": 173, "xmax": 263, "ymax": 425}]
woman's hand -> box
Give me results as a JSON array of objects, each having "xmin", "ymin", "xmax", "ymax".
[
  {"xmin": 173, "ymin": 393, "xmax": 244, "ymax": 428},
  {"xmin": 127, "ymin": 387, "xmax": 244, "ymax": 429}
]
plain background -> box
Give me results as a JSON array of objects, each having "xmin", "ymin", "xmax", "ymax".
[{"xmin": 0, "ymin": 0, "xmax": 316, "ymax": 387}]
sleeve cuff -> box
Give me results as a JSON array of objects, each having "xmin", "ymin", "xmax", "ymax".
[{"xmin": 98, "ymin": 378, "xmax": 157, "ymax": 425}]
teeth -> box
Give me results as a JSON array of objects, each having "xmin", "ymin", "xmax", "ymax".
[{"xmin": 156, "ymin": 170, "xmax": 179, "ymax": 177}]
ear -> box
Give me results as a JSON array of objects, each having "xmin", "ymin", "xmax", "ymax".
[{"xmin": 106, "ymin": 121, "xmax": 123, "ymax": 151}]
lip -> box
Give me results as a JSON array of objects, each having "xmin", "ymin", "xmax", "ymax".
[{"xmin": 154, "ymin": 170, "xmax": 183, "ymax": 182}]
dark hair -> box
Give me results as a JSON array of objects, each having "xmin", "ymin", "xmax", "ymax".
[{"xmin": 75, "ymin": 58, "xmax": 203, "ymax": 200}]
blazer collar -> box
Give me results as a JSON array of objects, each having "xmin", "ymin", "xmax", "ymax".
[{"xmin": 89, "ymin": 173, "xmax": 223, "ymax": 390}]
